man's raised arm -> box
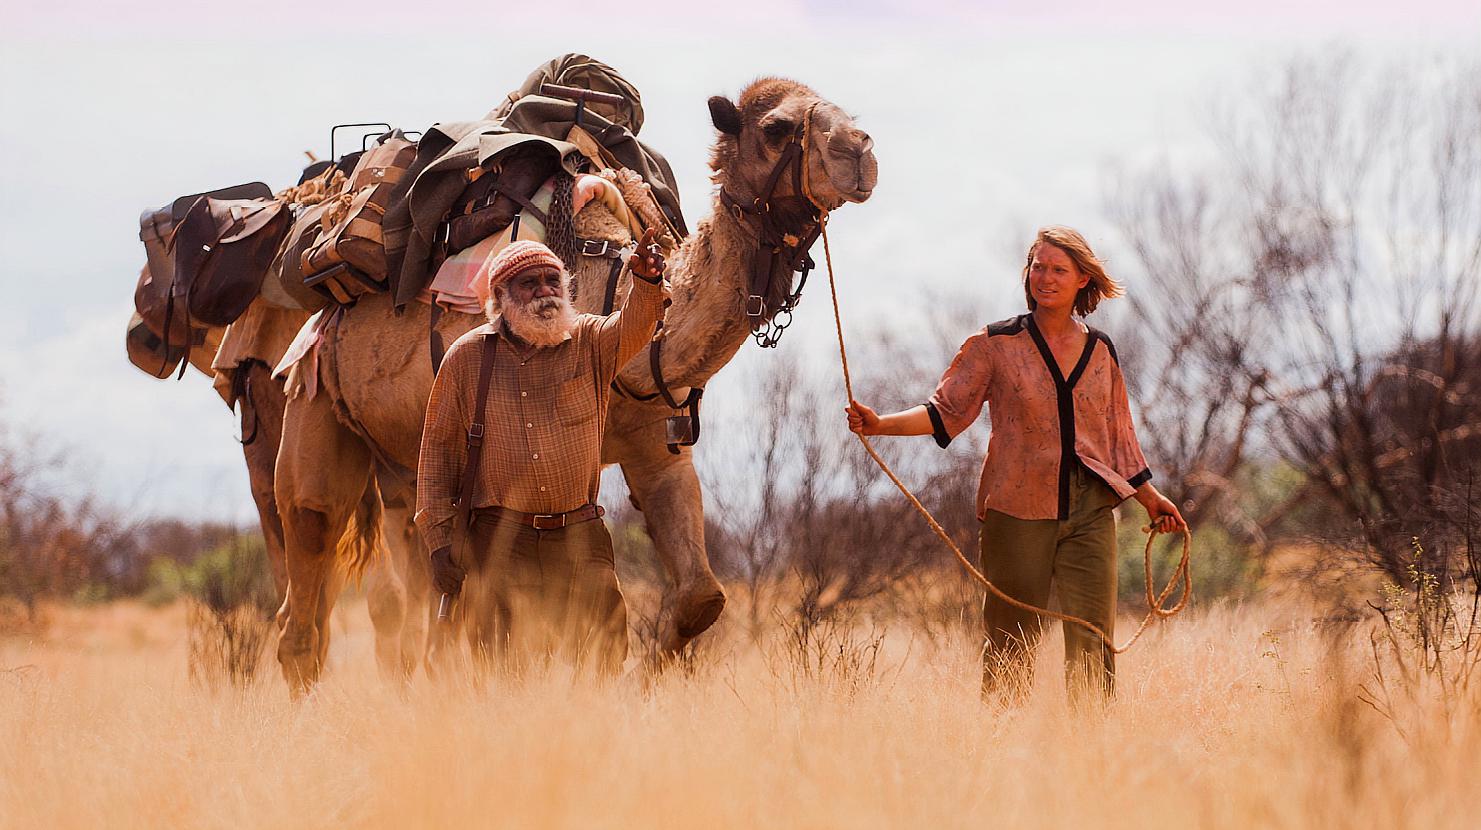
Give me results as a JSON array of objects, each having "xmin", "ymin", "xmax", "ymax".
[{"xmin": 597, "ymin": 227, "xmax": 669, "ymax": 376}]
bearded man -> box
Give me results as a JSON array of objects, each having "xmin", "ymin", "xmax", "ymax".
[{"xmin": 414, "ymin": 233, "xmax": 667, "ymax": 675}]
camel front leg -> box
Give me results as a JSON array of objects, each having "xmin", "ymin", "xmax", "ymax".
[
  {"xmin": 275, "ymin": 387, "xmax": 373, "ymax": 696},
  {"xmin": 607, "ymin": 401, "xmax": 726, "ymax": 654}
]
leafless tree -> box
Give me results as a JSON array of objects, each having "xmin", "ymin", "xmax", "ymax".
[{"xmin": 1108, "ymin": 52, "xmax": 1481, "ymax": 585}]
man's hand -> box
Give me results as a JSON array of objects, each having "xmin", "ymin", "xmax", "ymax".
[
  {"xmin": 629, "ymin": 227, "xmax": 666, "ymax": 282},
  {"xmin": 429, "ymin": 546, "xmax": 466, "ymax": 597},
  {"xmin": 845, "ymin": 400, "xmax": 882, "ymax": 435}
]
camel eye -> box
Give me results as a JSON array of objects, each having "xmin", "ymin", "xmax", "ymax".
[{"xmin": 761, "ymin": 119, "xmax": 795, "ymax": 140}]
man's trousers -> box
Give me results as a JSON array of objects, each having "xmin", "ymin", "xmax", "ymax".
[{"xmin": 462, "ymin": 510, "xmax": 627, "ymax": 676}]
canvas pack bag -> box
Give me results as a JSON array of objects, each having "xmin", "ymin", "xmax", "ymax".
[
  {"xmin": 267, "ymin": 166, "xmax": 350, "ymax": 312},
  {"xmin": 302, "ymin": 132, "xmax": 419, "ymax": 291}
]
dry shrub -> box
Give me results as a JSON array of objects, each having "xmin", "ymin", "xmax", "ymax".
[
  {"xmin": 0, "ymin": 596, "xmax": 49, "ymax": 639},
  {"xmin": 186, "ymin": 601, "xmax": 271, "ymax": 689},
  {"xmin": 767, "ymin": 608, "xmax": 885, "ymax": 700},
  {"xmin": 182, "ymin": 534, "xmax": 276, "ymax": 688},
  {"xmin": 1360, "ymin": 537, "xmax": 1481, "ymax": 744}
]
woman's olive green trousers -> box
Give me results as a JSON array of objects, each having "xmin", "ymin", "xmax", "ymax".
[{"xmin": 979, "ymin": 464, "xmax": 1119, "ymax": 697}]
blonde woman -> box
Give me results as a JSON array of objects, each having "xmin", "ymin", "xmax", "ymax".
[{"xmin": 846, "ymin": 226, "xmax": 1185, "ymax": 697}]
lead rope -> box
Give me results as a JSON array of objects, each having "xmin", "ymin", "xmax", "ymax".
[{"xmin": 818, "ymin": 219, "xmax": 1192, "ymax": 653}]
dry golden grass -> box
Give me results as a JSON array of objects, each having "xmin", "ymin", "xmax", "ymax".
[{"xmin": 2, "ymin": 597, "xmax": 1477, "ymax": 829}]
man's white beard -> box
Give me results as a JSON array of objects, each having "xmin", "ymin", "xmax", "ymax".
[{"xmin": 497, "ymin": 292, "xmax": 577, "ymax": 347}]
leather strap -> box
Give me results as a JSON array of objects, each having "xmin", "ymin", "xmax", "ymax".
[
  {"xmin": 231, "ymin": 362, "xmax": 259, "ymax": 446},
  {"xmin": 473, "ymin": 503, "xmax": 606, "ymax": 530},
  {"xmin": 719, "ymin": 133, "xmax": 820, "ymax": 327},
  {"xmin": 497, "ymin": 188, "xmax": 548, "ymax": 227},
  {"xmin": 647, "ymin": 332, "xmax": 703, "ymax": 454},
  {"xmin": 600, "ymin": 255, "xmax": 623, "ymax": 316},
  {"xmin": 429, "ymin": 303, "xmax": 446, "ymax": 375},
  {"xmin": 452, "ymin": 334, "xmax": 498, "ymax": 536}
]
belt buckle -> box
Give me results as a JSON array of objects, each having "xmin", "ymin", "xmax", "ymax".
[
  {"xmin": 580, "ymin": 239, "xmax": 611, "ymax": 257},
  {"xmin": 745, "ymin": 294, "xmax": 765, "ymax": 317},
  {"xmin": 532, "ymin": 513, "xmax": 565, "ymax": 530}
]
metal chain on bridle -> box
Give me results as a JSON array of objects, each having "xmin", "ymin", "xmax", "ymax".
[{"xmin": 720, "ymin": 104, "xmax": 828, "ymax": 350}]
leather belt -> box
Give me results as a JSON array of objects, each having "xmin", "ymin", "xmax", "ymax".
[{"xmin": 473, "ymin": 503, "xmax": 606, "ymax": 530}]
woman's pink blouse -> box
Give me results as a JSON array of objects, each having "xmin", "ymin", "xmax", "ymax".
[{"xmin": 926, "ymin": 314, "xmax": 1152, "ymax": 521}]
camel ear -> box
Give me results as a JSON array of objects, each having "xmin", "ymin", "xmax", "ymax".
[{"xmin": 708, "ymin": 96, "xmax": 742, "ymax": 135}]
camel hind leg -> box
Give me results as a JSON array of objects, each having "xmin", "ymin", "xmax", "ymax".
[
  {"xmin": 365, "ymin": 490, "xmax": 427, "ymax": 683},
  {"xmin": 275, "ymin": 385, "xmax": 374, "ymax": 695}
]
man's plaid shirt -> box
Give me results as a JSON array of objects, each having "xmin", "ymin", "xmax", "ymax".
[{"xmin": 414, "ymin": 277, "xmax": 663, "ymax": 550}]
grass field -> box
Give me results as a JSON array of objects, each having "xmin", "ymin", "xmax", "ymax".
[{"xmin": 2, "ymin": 596, "xmax": 1477, "ymax": 829}]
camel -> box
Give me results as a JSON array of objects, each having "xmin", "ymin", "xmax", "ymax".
[
  {"xmin": 129, "ymin": 296, "xmax": 431, "ymax": 680},
  {"xmin": 274, "ymin": 76, "xmax": 878, "ymax": 691}
]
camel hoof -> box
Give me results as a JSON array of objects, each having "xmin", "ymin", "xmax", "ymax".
[{"xmin": 675, "ymin": 591, "xmax": 726, "ymax": 639}]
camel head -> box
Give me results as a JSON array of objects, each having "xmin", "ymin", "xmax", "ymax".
[{"xmin": 707, "ymin": 78, "xmax": 877, "ymax": 227}]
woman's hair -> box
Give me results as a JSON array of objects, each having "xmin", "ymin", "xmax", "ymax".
[{"xmin": 1021, "ymin": 226, "xmax": 1123, "ymax": 316}]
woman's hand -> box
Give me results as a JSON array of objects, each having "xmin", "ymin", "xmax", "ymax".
[
  {"xmin": 845, "ymin": 400, "xmax": 881, "ymax": 435},
  {"xmin": 1138, "ymin": 487, "xmax": 1187, "ymax": 534}
]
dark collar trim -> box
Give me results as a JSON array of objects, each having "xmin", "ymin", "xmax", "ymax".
[
  {"xmin": 1088, "ymin": 328, "xmax": 1120, "ymax": 365},
  {"xmin": 986, "ymin": 316, "xmax": 1025, "ymax": 337},
  {"xmin": 1024, "ymin": 313, "xmax": 1097, "ymax": 391}
]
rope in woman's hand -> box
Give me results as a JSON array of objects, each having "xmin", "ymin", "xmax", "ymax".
[{"xmin": 819, "ymin": 218, "xmax": 1191, "ymax": 653}]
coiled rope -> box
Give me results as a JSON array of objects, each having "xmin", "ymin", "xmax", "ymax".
[{"xmin": 818, "ymin": 219, "xmax": 1192, "ymax": 652}]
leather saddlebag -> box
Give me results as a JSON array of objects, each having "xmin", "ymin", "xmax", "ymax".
[
  {"xmin": 137, "ymin": 182, "xmax": 276, "ymax": 348},
  {"xmin": 444, "ymin": 143, "xmax": 560, "ymax": 254},
  {"xmin": 126, "ymin": 306, "xmax": 188, "ymax": 379},
  {"xmin": 171, "ymin": 194, "xmax": 291, "ymax": 327}
]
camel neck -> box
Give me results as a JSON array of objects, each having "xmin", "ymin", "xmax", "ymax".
[{"xmin": 634, "ymin": 194, "xmax": 764, "ymax": 391}]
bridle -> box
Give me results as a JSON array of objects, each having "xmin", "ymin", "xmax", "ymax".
[
  {"xmin": 607, "ymin": 103, "xmax": 833, "ymax": 452},
  {"xmin": 718, "ymin": 102, "xmax": 830, "ymax": 349}
]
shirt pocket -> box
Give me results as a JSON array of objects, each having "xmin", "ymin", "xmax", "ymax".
[{"xmin": 554, "ymin": 371, "xmax": 599, "ymax": 428}]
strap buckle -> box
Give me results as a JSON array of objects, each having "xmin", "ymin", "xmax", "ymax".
[
  {"xmin": 467, "ymin": 423, "xmax": 484, "ymax": 444},
  {"xmin": 532, "ymin": 513, "xmax": 566, "ymax": 530},
  {"xmin": 745, "ymin": 294, "xmax": 765, "ymax": 317},
  {"xmin": 579, "ymin": 238, "xmax": 612, "ymax": 257}
]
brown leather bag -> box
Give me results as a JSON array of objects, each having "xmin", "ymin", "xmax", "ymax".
[
  {"xmin": 136, "ymin": 182, "xmax": 280, "ymax": 372},
  {"xmin": 126, "ymin": 306, "xmax": 188, "ymax": 379},
  {"xmin": 444, "ymin": 143, "xmax": 560, "ymax": 253},
  {"xmin": 269, "ymin": 198, "xmax": 335, "ymax": 312},
  {"xmin": 171, "ymin": 195, "xmax": 291, "ymax": 326},
  {"xmin": 302, "ymin": 133, "xmax": 418, "ymax": 286}
]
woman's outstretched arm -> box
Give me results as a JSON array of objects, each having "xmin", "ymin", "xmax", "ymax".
[{"xmin": 845, "ymin": 402, "xmax": 934, "ymax": 436}]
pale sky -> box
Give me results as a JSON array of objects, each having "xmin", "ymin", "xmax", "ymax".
[{"xmin": 1, "ymin": 1, "xmax": 1477, "ymax": 522}]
